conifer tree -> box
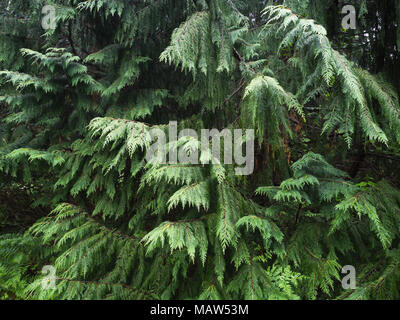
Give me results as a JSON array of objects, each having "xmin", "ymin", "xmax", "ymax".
[{"xmin": 1, "ymin": 0, "xmax": 400, "ymax": 300}]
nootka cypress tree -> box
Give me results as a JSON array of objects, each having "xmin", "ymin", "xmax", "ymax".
[{"xmin": 0, "ymin": 0, "xmax": 400, "ymax": 300}]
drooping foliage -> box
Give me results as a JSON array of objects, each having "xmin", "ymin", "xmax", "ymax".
[{"xmin": 1, "ymin": 0, "xmax": 400, "ymax": 300}]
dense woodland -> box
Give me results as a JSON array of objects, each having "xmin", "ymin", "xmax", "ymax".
[{"xmin": 0, "ymin": 0, "xmax": 400, "ymax": 300}]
